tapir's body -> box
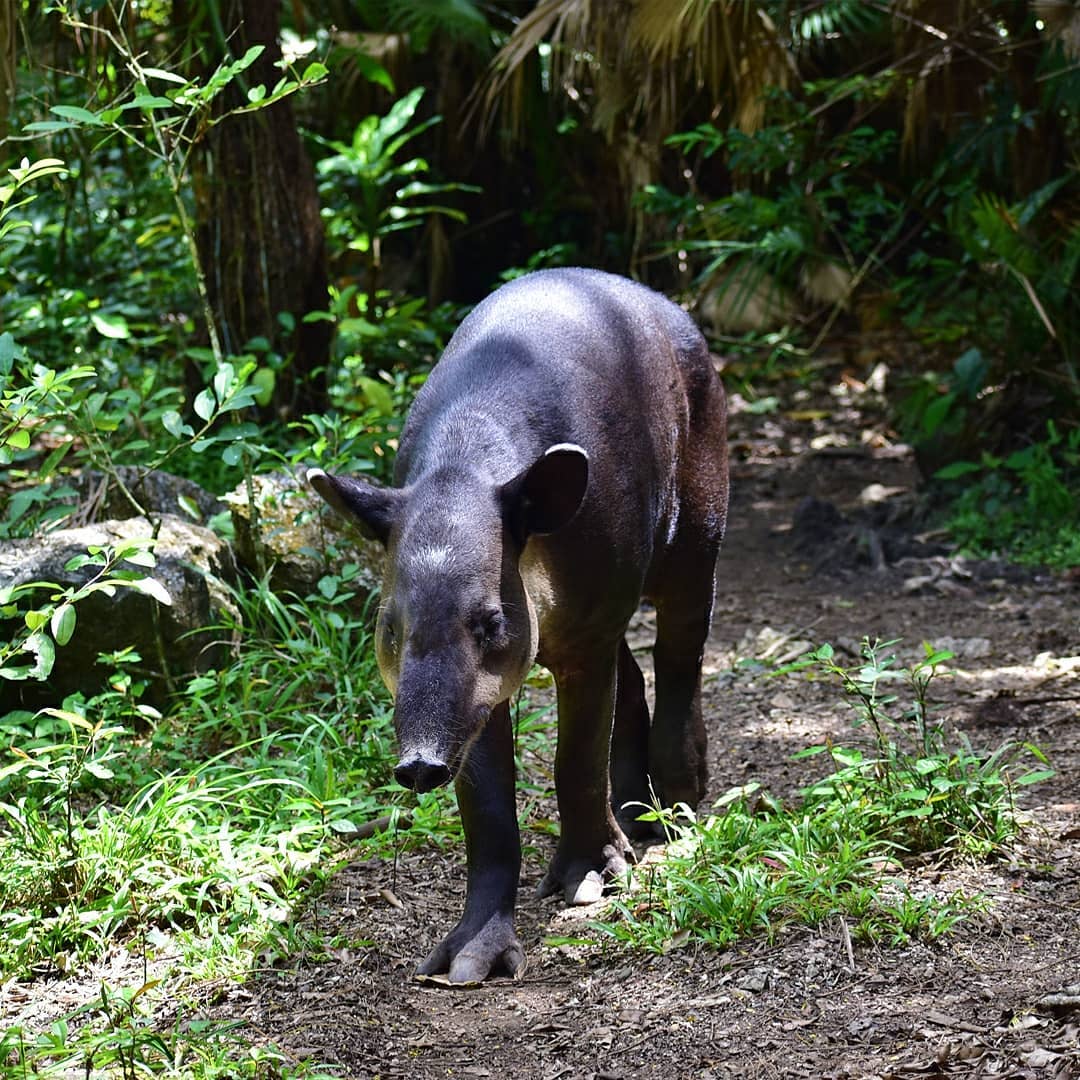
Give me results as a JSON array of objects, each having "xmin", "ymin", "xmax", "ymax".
[{"xmin": 311, "ymin": 268, "xmax": 728, "ymax": 983}]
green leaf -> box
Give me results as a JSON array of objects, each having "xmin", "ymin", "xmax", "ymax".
[
  {"xmin": 132, "ymin": 95, "xmax": 175, "ymax": 111},
  {"xmin": 6, "ymin": 429, "xmax": 30, "ymax": 450},
  {"xmin": 50, "ymin": 105, "xmax": 104, "ymax": 126},
  {"xmin": 142, "ymin": 67, "xmax": 188, "ymax": 85},
  {"xmin": 162, "ymin": 410, "xmax": 191, "ymax": 438},
  {"xmin": 123, "ymin": 549, "xmax": 157, "ymax": 568},
  {"xmin": 22, "ymin": 121, "xmax": 75, "ymax": 134},
  {"xmin": 212, "ymin": 363, "xmax": 236, "ymax": 403},
  {"xmin": 302, "ymin": 62, "xmax": 329, "ymax": 83},
  {"xmin": 26, "ymin": 632, "xmax": 55, "ymax": 680},
  {"xmin": 193, "ymin": 388, "xmax": 216, "ymax": 422},
  {"xmin": 934, "ymin": 460, "xmax": 982, "ymax": 480},
  {"xmin": 0, "ymin": 331, "xmax": 15, "ymax": 367},
  {"xmin": 38, "ymin": 441, "xmax": 72, "ymax": 480},
  {"xmin": 50, "ymin": 604, "xmax": 76, "ymax": 647},
  {"xmin": 252, "ymin": 367, "xmax": 275, "ymax": 407},
  {"xmin": 1013, "ymin": 768, "xmax": 1055, "ymax": 786},
  {"xmin": 357, "ymin": 375, "xmax": 393, "ymax": 416},
  {"xmin": 127, "ymin": 577, "xmax": 172, "ymax": 606},
  {"xmin": 65, "ymin": 552, "xmax": 104, "ymax": 571},
  {"xmin": 90, "ymin": 312, "xmax": 131, "ymax": 340},
  {"xmin": 84, "ymin": 761, "xmax": 115, "ymax": 780},
  {"xmin": 353, "ymin": 53, "xmax": 395, "ymax": 93},
  {"xmin": 921, "ymin": 392, "xmax": 956, "ymax": 438}
]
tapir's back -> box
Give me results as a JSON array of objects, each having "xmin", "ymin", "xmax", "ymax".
[{"xmin": 398, "ymin": 268, "xmax": 719, "ymax": 504}]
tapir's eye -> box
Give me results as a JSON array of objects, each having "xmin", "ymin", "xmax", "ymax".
[{"xmin": 471, "ymin": 608, "xmax": 507, "ymax": 653}]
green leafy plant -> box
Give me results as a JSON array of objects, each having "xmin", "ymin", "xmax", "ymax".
[
  {"xmin": 24, "ymin": 18, "xmax": 327, "ymax": 371},
  {"xmin": 592, "ymin": 638, "xmax": 1049, "ymax": 956},
  {"xmin": 1, "ymin": 981, "xmax": 338, "ymax": 1078},
  {"xmin": 932, "ymin": 421, "xmax": 1080, "ymax": 567},
  {"xmin": 0, "ymin": 538, "xmax": 170, "ymax": 684},
  {"xmin": 641, "ymin": 85, "xmax": 902, "ymax": 340},
  {"xmin": 787, "ymin": 639, "xmax": 1053, "ymax": 858},
  {"xmin": 313, "ymin": 86, "xmax": 479, "ymax": 311},
  {"xmin": 596, "ymin": 788, "xmax": 979, "ymax": 955}
]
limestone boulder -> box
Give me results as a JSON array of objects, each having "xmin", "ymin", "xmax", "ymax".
[
  {"xmin": 0, "ymin": 515, "xmax": 237, "ymax": 710},
  {"xmin": 223, "ymin": 471, "xmax": 382, "ymax": 608}
]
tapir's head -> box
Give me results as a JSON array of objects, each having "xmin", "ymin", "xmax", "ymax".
[{"xmin": 308, "ymin": 444, "xmax": 587, "ymax": 793}]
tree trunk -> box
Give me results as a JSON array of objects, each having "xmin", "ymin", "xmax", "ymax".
[
  {"xmin": 0, "ymin": 0, "xmax": 16, "ymax": 146},
  {"xmin": 183, "ymin": 0, "xmax": 330, "ymax": 418}
]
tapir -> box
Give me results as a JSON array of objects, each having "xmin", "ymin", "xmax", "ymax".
[{"xmin": 308, "ymin": 267, "xmax": 728, "ymax": 983}]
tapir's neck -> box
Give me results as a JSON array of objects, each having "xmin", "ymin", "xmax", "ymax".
[{"xmin": 396, "ymin": 394, "xmax": 545, "ymax": 490}]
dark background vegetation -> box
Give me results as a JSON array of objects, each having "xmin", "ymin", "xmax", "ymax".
[
  {"xmin": 2, "ymin": 0, "xmax": 1078, "ymax": 556},
  {"xmin": 0, "ymin": 2, "xmax": 1077, "ymax": 1076},
  {"xmin": 2, "ymin": 0, "xmax": 1080, "ymax": 496}
]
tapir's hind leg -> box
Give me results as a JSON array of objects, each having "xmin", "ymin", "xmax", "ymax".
[
  {"xmin": 649, "ymin": 570, "xmax": 717, "ymax": 810},
  {"xmin": 610, "ymin": 639, "xmax": 657, "ymax": 840},
  {"xmin": 648, "ymin": 352, "xmax": 727, "ymax": 812}
]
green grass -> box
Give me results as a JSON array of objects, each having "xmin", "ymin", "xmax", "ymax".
[
  {"xmin": 1, "ymin": 996, "xmax": 340, "ymax": 1079},
  {"xmin": 0, "ymin": 571, "xmax": 417, "ymax": 1078},
  {"xmin": 592, "ymin": 638, "xmax": 1049, "ymax": 955},
  {"xmin": 0, "ymin": 605, "xmax": 1054, "ymax": 1076},
  {"xmin": 596, "ymin": 790, "xmax": 983, "ymax": 954},
  {"xmin": 935, "ymin": 422, "xmax": 1080, "ymax": 570}
]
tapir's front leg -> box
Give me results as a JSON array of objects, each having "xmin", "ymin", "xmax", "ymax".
[
  {"xmin": 417, "ymin": 701, "xmax": 524, "ymax": 983},
  {"xmin": 538, "ymin": 648, "xmax": 634, "ymax": 905}
]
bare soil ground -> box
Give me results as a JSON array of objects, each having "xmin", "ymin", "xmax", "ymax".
[
  {"xmin": 221, "ymin": 380, "xmax": 1079, "ymax": 1080},
  {"xmin": 8, "ymin": 377, "xmax": 1079, "ymax": 1078}
]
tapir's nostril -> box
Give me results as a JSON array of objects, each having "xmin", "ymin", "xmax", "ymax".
[{"xmin": 394, "ymin": 757, "xmax": 452, "ymax": 793}]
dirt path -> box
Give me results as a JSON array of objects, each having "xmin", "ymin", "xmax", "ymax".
[{"xmin": 221, "ymin": 383, "xmax": 1079, "ymax": 1079}]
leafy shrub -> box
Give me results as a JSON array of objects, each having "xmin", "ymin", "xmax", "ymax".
[{"xmin": 932, "ymin": 421, "xmax": 1080, "ymax": 568}]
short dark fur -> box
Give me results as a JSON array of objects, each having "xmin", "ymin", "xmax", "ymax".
[{"xmin": 310, "ymin": 268, "xmax": 729, "ymax": 983}]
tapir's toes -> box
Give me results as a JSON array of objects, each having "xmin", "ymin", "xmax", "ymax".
[
  {"xmin": 394, "ymin": 756, "xmax": 452, "ymax": 793},
  {"xmin": 536, "ymin": 865, "xmax": 604, "ymax": 905},
  {"xmin": 569, "ymin": 870, "xmax": 604, "ymax": 905},
  {"xmin": 447, "ymin": 940, "xmax": 526, "ymax": 985},
  {"xmin": 416, "ymin": 917, "xmax": 525, "ymax": 985},
  {"xmin": 537, "ymin": 842, "xmax": 633, "ymax": 905}
]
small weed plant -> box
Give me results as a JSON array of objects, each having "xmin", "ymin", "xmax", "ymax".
[
  {"xmin": 597, "ymin": 639, "xmax": 1051, "ymax": 954},
  {"xmin": 0, "ymin": 981, "xmax": 338, "ymax": 1079},
  {"xmin": 791, "ymin": 640, "xmax": 1052, "ymax": 857}
]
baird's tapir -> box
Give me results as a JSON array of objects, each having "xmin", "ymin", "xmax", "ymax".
[{"xmin": 309, "ymin": 267, "xmax": 728, "ymax": 983}]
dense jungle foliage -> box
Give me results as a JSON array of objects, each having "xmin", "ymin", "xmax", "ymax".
[
  {"xmin": 1, "ymin": 1, "xmax": 1078, "ymax": 553},
  {"xmin": 0, "ymin": 2, "xmax": 1075, "ymax": 1074}
]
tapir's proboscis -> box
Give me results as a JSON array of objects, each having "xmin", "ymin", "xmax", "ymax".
[{"xmin": 309, "ymin": 268, "xmax": 728, "ymax": 984}]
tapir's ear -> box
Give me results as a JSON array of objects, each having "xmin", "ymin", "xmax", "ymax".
[
  {"xmin": 501, "ymin": 443, "xmax": 589, "ymax": 542},
  {"xmin": 307, "ymin": 468, "xmax": 402, "ymax": 545}
]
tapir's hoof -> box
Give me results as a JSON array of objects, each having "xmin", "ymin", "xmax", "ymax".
[
  {"xmin": 537, "ymin": 843, "xmax": 632, "ymax": 906},
  {"xmin": 416, "ymin": 916, "xmax": 526, "ymax": 985}
]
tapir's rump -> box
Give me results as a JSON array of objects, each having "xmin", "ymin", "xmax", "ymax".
[{"xmin": 310, "ymin": 268, "xmax": 728, "ymax": 984}]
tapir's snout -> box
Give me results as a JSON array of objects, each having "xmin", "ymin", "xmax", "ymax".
[{"xmin": 394, "ymin": 754, "xmax": 453, "ymax": 793}]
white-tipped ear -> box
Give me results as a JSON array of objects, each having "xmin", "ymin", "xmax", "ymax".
[
  {"xmin": 501, "ymin": 443, "xmax": 589, "ymax": 542},
  {"xmin": 307, "ymin": 468, "xmax": 401, "ymax": 545}
]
